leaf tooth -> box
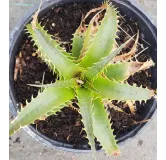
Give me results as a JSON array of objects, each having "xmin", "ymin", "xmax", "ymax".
[
  {"xmin": 47, "ymin": 59, "xmax": 51, "ymax": 64},
  {"xmin": 117, "ymin": 15, "xmax": 120, "ymax": 19},
  {"xmin": 114, "ymin": 7, "xmax": 119, "ymax": 12},
  {"xmin": 20, "ymin": 103, "xmax": 24, "ymax": 110},
  {"xmin": 116, "ymin": 35, "xmax": 120, "ymax": 39},
  {"xmin": 31, "ymin": 94, "xmax": 34, "ymax": 101},
  {"xmin": 113, "ymin": 134, "xmax": 117, "ymax": 140},
  {"xmin": 117, "ymin": 29, "xmax": 121, "ymax": 33},
  {"xmin": 25, "ymin": 99, "xmax": 29, "ymax": 106},
  {"xmin": 28, "ymin": 35, "xmax": 32, "ymax": 39},
  {"xmin": 116, "ymin": 20, "xmax": 119, "ymax": 24},
  {"xmin": 24, "ymin": 28, "xmax": 28, "ymax": 31},
  {"xmin": 46, "ymin": 111, "xmax": 55, "ymax": 116},
  {"xmin": 39, "ymin": 115, "xmax": 47, "ymax": 121},
  {"xmin": 33, "ymin": 43, "xmax": 36, "ymax": 47},
  {"xmin": 108, "ymin": 1, "xmax": 112, "ymax": 5},
  {"xmin": 25, "ymin": 31, "xmax": 29, "ymax": 35},
  {"xmin": 138, "ymin": 100, "xmax": 142, "ymax": 103},
  {"xmin": 116, "ymin": 10, "xmax": 120, "ymax": 14},
  {"xmin": 111, "ymin": 127, "xmax": 114, "ymax": 133},
  {"xmin": 133, "ymin": 83, "xmax": 137, "ymax": 87},
  {"xmin": 117, "ymin": 24, "xmax": 121, "ymax": 29},
  {"xmin": 144, "ymin": 99, "xmax": 147, "ymax": 103},
  {"xmin": 140, "ymin": 84, "xmax": 143, "ymax": 89},
  {"xmin": 52, "ymin": 108, "xmax": 60, "ymax": 112}
]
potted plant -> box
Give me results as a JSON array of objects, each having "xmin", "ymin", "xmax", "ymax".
[{"xmin": 9, "ymin": 0, "xmax": 157, "ymax": 157}]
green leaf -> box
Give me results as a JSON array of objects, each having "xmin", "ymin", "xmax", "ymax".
[
  {"xmin": 79, "ymin": 21, "xmax": 97, "ymax": 59},
  {"xmin": 26, "ymin": 23, "xmax": 82, "ymax": 79},
  {"xmin": 104, "ymin": 60, "xmax": 154, "ymax": 82},
  {"xmin": 72, "ymin": 25, "xmax": 86, "ymax": 59},
  {"xmin": 84, "ymin": 80, "xmax": 99, "ymax": 93},
  {"xmin": 28, "ymin": 78, "xmax": 78, "ymax": 88},
  {"xmin": 92, "ymin": 77, "xmax": 154, "ymax": 101},
  {"xmin": 92, "ymin": 97, "xmax": 119, "ymax": 155},
  {"xmin": 80, "ymin": 3, "xmax": 118, "ymax": 68},
  {"xmin": 76, "ymin": 88, "xmax": 96, "ymax": 152},
  {"xmin": 84, "ymin": 36, "xmax": 134, "ymax": 80},
  {"xmin": 105, "ymin": 62, "xmax": 130, "ymax": 82},
  {"xmin": 9, "ymin": 87, "xmax": 75, "ymax": 136},
  {"xmin": 77, "ymin": 5, "xmax": 106, "ymax": 61}
]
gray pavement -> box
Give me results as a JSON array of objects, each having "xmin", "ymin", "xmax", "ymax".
[{"xmin": 9, "ymin": 0, "xmax": 157, "ymax": 159}]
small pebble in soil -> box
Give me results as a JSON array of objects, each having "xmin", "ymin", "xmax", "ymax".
[{"xmin": 52, "ymin": 23, "xmax": 55, "ymax": 27}]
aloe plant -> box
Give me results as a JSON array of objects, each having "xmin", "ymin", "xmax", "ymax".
[{"xmin": 9, "ymin": 2, "xmax": 155, "ymax": 156}]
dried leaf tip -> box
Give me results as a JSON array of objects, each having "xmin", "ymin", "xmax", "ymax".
[{"xmin": 31, "ymin": 0, "xmax": 43, "ymax": 30}]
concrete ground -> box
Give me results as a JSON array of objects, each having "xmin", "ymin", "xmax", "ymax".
[{"xmin": 9, "ymin": 0, "xmax": 157, "ymax": 160}]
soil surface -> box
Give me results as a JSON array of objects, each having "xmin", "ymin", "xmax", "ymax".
[{"xmin": 13, "ymin": 3, "xmax": 155, "ymax": 149}]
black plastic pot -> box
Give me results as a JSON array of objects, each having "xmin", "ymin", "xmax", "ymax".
[{"xmin": 9, "ymin": 0, "xmax": 157, "ymax": 152}]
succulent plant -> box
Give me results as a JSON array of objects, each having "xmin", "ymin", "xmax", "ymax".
[{"xmin": 9, "ymin": 2, "xmax": 155, "ymax": 156}]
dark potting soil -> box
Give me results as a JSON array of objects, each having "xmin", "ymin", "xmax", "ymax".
[{"xmin": 13, "ymin": 3, "xmax": 155, "ymax": 147}]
